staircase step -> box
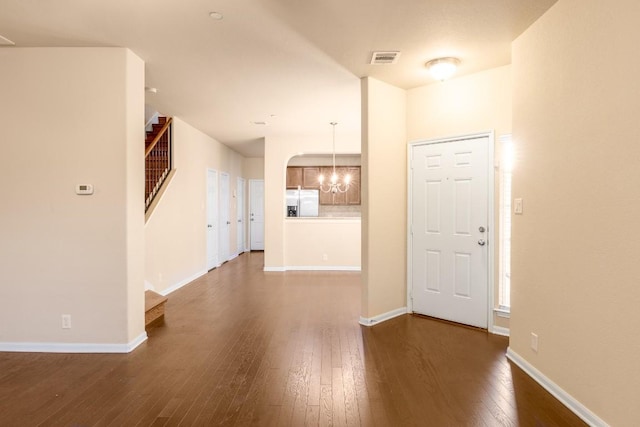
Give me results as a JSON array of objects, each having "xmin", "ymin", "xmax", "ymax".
[{"xmin": 145, "ymin": 290, "xmax": 168, "ymax": 328}]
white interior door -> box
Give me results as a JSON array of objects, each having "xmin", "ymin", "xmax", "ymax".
[
  {"xmin": 220, "ymin": 172, "xmax": 230, "ymax": 264},
  {"xmin": 206, "ymin": 169, "xmax": 219, "ymax": 270},
  {"xmin": 237, "ymin": 177, "xmax": 245, "ymax": 254},
  {"xmin": 249, "ymin": 179, "xmax": 265, "ymax": 250},
  {"xmin": 410, "ymin": 135, "xmax": 490, "ymax": 328}
]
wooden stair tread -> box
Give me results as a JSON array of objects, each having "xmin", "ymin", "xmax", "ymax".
[{"xmin": 145, "ymin": 290, "xmax": 168, "ymax": 328}]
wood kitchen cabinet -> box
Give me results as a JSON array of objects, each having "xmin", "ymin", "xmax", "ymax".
[
  {"xmin": 286, "ymin": 167, "xmax": 303, "ymax": 189},
  {"xmin": 345, "ymin": 166, "xmax": 361, "ymax": 205},
  {"xmin": 302, "ymin": 167, "xmax": 320, "ymax": 189},
  {"xmin": 287, "ymin": 167, "xmax": 322, "ymax": 189}
]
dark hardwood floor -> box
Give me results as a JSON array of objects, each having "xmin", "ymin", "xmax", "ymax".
[{"xmin": 0, "ymin": 252, "xmax": 586, "ymax": 426}]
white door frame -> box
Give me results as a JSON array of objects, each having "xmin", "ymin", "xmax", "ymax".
[
  {"xmin": 219, "ymin": 171, "xmax": 230, "ymax": 264},
  {"xmin": 237, "ymin": 177, "xmax": 246, "ymax": 254},
  {"xmin": 249, "ymin": 179, "xmax": 265, "ymax": 251},
  {"xmin": 407, "ymin": 131, "xmax": 496, "ymax": 333},
  {"xmin": 206, "ymin": 168, "xmax": 219, "ymax": 271}
]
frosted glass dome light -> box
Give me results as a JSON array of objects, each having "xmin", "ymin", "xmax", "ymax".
[{"xmin": 426, "ymin": 57, "xmax": 461, "ymax": 81}]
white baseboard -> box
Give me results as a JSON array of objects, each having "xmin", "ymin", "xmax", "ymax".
[
  {"xmin": 285, "ymin": 266, "xmax": 361, "ymax": 271},
  {"xmin": 359, "ymin": 307, "xmax": 407, "ymax": 327},
  {"xmin": 159, "ymin": 269, "xmax": 207, "ymax": 296},
  {"xmin": 506, "ymin": 348, "xmax": 608, "ymax": 427},
  {"xmin": 228, "ymin": 253, "xmax": 239, "ymax": 262},
  {"xmin": 0, "ymin": 332, "xmax": 148, "ymax": 354},
  {"xmin": 264, "ymin": 266, "xmax": 360, "ymax": 272},
  {"xmin": 491, "ymin": 325, "xmax": 510, "ymax": 337}
]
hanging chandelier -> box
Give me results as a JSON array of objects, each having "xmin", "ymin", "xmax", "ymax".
[{"xmin": 319, "ymin": 122, "xmax": 351, "ymax": 194}]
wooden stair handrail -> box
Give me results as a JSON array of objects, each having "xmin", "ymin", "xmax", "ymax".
[{"xmin": 145, "ymin": 117, "xmax": 173, "ymax": 157}]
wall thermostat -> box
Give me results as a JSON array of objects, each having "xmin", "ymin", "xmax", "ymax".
[{"xmin": 75, "ymin": 184, "xmax": 94, "ymax": 195}]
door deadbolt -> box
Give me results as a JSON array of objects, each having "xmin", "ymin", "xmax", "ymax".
[{"xmin": 479, "ymin": 226, "xmax": 486, "ymax": 233}]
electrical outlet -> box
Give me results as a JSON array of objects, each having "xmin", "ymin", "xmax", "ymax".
[
  {"xmin": 322, "ymin": 253, "xmax": 328, "ymax": 261},
  {"xmin": 62, "ymin": 314, "xmax": 72, "ymax": 329},
  {"xmin": 531, "ymin": 332, "xmax": 538, "ymax": 352}
]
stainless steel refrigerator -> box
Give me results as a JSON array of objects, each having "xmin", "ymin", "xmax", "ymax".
[{"xmin": 286, "ymin": 189, "xmax": 319, "ymax": 217}]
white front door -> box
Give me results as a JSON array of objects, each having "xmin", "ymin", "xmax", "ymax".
[
  {"xmin": 237, "ymin": 177, "xmax": 245, "ymax": 254},
  {"xmin": 410, "ymin": 135, "xmax": 490, "ymax": 328},
  {"xmin": 249, "ymin": 179, "xmax": 265, "ymax": 250},
  {"xmin": 206, "ymin": 169, "xmax": 219, "ymax": 270},
  {"xmin": 219, "ymin": 172, "xmax": 230, "ymax": 264}
]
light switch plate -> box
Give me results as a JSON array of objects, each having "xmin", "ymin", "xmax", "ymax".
[{"xmin": 514, "ymin": 198, "xmax": 523, "ymax": 214}]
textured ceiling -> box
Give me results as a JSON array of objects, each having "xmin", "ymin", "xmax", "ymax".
[{"xmin": 0, "ymin": 0, "xmax": 556, "ymax": 157}]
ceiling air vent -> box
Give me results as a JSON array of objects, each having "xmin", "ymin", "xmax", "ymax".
[
  {"xmin": 0, "ymin": 34, "xmax": 15, "ymax": 46},
  {"xmin": 370, "ymin": 51, "xmax": 400, "ymax": 65}
]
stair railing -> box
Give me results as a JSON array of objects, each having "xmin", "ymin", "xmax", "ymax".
[{"xmin": 145, "ymin": 117, "xmax": 173, "ymax": 212}]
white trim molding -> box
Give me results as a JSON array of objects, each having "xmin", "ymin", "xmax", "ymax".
[
  {"xmin": 359, "ymin": 307, "xmax": 407, "ymax": 327},
  {"xmin": 506, "ymin": 348, "xmax": 608, "ymax": 427},
  {"xmin": 0, "ymin": 332, "xmax": 148, "ymax": 354},
  {"xmin": 264, "ymin": 266, "xmax": 361, "ymax": 272},
  {"xmin": 286, "ymin": 266, "xmax": 360, "ymax": 272},
  {"xmin": 160, "ymin": 269, "xmax": 207, "ymax": 297},
  {"xmin": 494, "ymin": 307, "xmax": 511, "ymax": 318},
  {"xmin": 491, "ymin": 325, "xmax": 510, "ymax": 337}
]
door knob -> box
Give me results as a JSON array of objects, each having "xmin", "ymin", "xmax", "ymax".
[
  {"xmin": 227, "ymin": 221, "xmax": 231, "ymax": 225},
  {"xmin": 207, "ymin": 224, "xmax": 212, "ymax": 228},
  {"xmin": 478, "ymin": 239, "xmax": 486, "ymax": 246},
  {"xmin": 238, "ymin": 219, "xmax": 242, "ymax": 223}
]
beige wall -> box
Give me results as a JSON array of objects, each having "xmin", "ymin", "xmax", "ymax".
[
  {"xmin": 361, "ymin": 77, "xmax": 407, "ymax": 318},
  {"xmin": 145, "ymin": 118, "xmax": 245, "ymax": 294},
  {"xmin": 284, "ymin": 220, "xmax": 361, "ymax": 268},
  {"xmin": 243, "ymin": 157, "xmax": 265, "ymax": 180},
  {"xmin": 0, "ymin": 48, "xmax": 145, "ymax": 347},
  {"xmin": 511, "ymin": 0, "xmax": 640, "ymax": 424},
  {"xmin": 264, "ymin": 133, "xmax": 360, "ymax": 270},
  {"xmin": 407, "ymin": 65, "xmax": 512, "ymax": 330}
]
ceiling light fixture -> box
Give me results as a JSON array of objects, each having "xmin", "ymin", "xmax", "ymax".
[
  {"xmin": 209, "ymin": 11, "xmax": 223, "ymax": 20},
  {"xmin": 319, "ymin": 122, "xmax": 350, "ymax": 194},
  {"xmin": 425, "ymin": 57, "xmax": 460, "ymax": 81}
]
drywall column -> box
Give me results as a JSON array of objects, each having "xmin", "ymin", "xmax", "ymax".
[
  {"xmin": 264, "ymin": 137, "xmax": 287, "ymax": 269},
  {"xmin": 125, "ymin": 50, "xmax": 146, "ymax": 344},
  {"xmin": 361, "ymin": 77, "xmax": 407, "ymax": 320},
  {"xmin": 0, "ymin": 48, "xmax": 145, "ymax": 351},
  {"xmin": 511, "ymin": 0, "xmax": 640, "ymax": 424}
]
